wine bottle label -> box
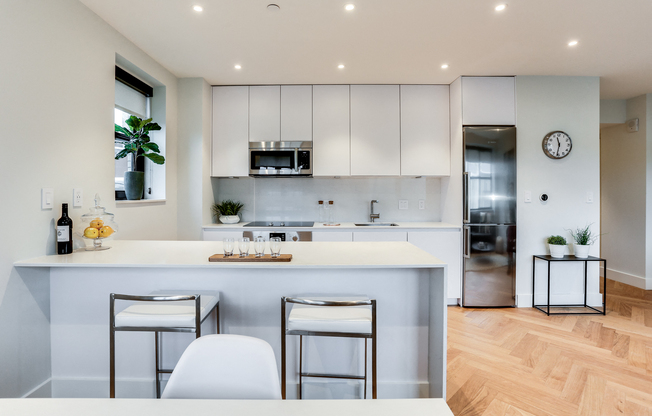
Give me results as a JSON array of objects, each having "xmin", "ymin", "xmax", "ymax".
[{"xmin": 57, "ymin": 226, "xmax": 70, "ymax": 242}]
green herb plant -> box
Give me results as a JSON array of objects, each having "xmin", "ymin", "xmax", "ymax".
[
  {"xmin": 115, "ymin": 115, "xmax": 165, "ymax": 168},
  {"xmin": 212, "ymin": 200, "xmax": 245, "ymax": 218},
  {"xmin": 566, "ymin": 223, "xmax": 600, "ymax": 245},
  {"xmin": 547, "ymin": 235, "xmax": 567, "ymax": 245}
]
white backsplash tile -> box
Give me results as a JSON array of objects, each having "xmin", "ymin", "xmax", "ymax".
[{"xmin": 213, "ymin": 177, "xmax": 441, "ymax": 223}]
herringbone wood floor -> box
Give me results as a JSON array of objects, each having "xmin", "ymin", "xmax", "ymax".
[{"xmin": 447, "ymin": 279, "xmax": 652, "ymax": 416}]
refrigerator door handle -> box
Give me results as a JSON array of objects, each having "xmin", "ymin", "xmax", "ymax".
[
  {"xmin": 463, "ymin": 172, "xmax": 470, "ymax": 224},
  {"xmin": 463, "ymin": 226, "xmax": 470, "ymax": 258}
]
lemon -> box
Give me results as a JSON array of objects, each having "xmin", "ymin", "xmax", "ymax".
[
  {"xmin": 99, "ymin": 226, "xmax": 114, "ymax": 238},
  {"xmin": 84, "ymin": 227, "xmax": 99, "ymax": 238},
  {"xmin": 90, "ymin": 218, "xmax": 104, "ymax": 229}
]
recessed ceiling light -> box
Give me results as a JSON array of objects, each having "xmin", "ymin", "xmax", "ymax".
[
  {"xmin": 441, "ymin": 64, "xmax": 449, "ymax": 69},
  {"xmin": 338, "ymin": 64, "xmax": 345, "ymax": 69},
  {"xmin": 495, "ymin": 4, "xmax": 506, "ymax": 11},
  {"xmin": 234, "ymin": 64, "xmax": 242, "ymax": 70},
  {"xmin": 193, "ymin": 5, "xmax": 203, "ymax": 12},
  {"xmin": 568, "ymin": 40, "xmax": 579, "ymax": 46},
  {"xmin": 267, "ymin": 4, "xmax": 280, "ymax": 11},
  {"xmin": 345, "ymin": 4, "xmax": 355, "ymax": 11}
]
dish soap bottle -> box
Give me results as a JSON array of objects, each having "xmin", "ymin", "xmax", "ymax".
[
  {"xmin": 327, "ymin": 200, "xmax": 334, "ymax": 225},
  {"xmin": 318, "ymin": 200, "xmax": 324, "ymax": 223}
]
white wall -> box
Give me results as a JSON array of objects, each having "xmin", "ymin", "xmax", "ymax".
[
  {"xmin": 515, "ymin": 76, "xmax": 601, "ymax": 307},
  {"xmin": 601, "ymin": 95, "xmax": 647, "ymax": 288},
  {"xmin": 600, "ymin": 99, "xmax": 627, "ymax": 124},
  {"xmin": 0, "ymin": 0, "xmax": 178, "ymax": 397},
  {"xmin": 213, "ymin": 177, "xmax": 442, "ymax": 223},
  {"xmin": 177, "ymin": 78, "xmax": 213, "ymax": 240}
]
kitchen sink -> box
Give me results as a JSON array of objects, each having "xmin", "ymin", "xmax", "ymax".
[{"xmin": 354, "ymin": 223, "xmax": 399, "ymax": 226}]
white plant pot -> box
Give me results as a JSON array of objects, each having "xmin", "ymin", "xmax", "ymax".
[
  {"xmin": 549, "ymin": 244, "xmax": 566, "ymax": 258},
  {"xmin": 573, "ymin": 243, "xmax": 591, "ymax": 258},
  {"xmin": 219, "ymin": 215, "xmax": 240, "ymax": 224}
]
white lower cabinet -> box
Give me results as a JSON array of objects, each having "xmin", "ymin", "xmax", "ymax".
[
  {"xmin": 312, "ymin": 232, "xmax": 353, "ymax": 242},
  {"xmin": 202, "ymin": 230, "xmax": 243, "ymax": 241},
  {"xmin": 408, "ymin": 231, "xmax": 461, "ymax": 300},
  {"xmin": 353, "ymin": 231, "xmax": 407, "ymax": 242}
]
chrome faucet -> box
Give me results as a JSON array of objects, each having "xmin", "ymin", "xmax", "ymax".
[{"xmin": 370, "ymin": 200, "xmax": 380, "ymax": 222}]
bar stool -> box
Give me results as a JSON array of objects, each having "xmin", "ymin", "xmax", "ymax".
[
  {"xmin": 109, "ymin": 290, "xmax": 220, "ymax": 398},
  {"xmin": 280, "ymin": 296, "xmax": 376, "ymax": 400}
]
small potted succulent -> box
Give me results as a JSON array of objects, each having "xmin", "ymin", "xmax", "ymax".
[
  {"xmin": 547, "ymin": 235, "xmax": 567, "ymax": 258},
  {"xmin": 566, "ymin": 223, "xmax": 600, "ymax": 258},
  {"xmin": 211, "ymin": 200, "xmax": 244, "ymax": 224}
]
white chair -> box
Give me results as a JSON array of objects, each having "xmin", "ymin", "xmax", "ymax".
[
  {"xmin": 280, "ymin": 296, "xmax": 377, "ymax": 399},
  {"xmin": 109, "ymin": 290, "xmax": 220, "ymax": 398},
  {"xmin": 161, "ymin": 334, "xmax": 282, "ymax": 399}
]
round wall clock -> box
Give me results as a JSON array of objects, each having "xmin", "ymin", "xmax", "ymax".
[{"xmin": 542, "ymin": 131, "xmax": 572, "ymax": 159}]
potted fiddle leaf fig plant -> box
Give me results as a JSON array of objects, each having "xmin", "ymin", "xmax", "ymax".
[
  {"xmin": 115, "ymin": 116, "xmax": 164, "ymax": 200},
  {"xmin": 566, "ymin": 223, "xmax": 600, "ymax": 258},
  {"xmin": 211, "ymin": 200, "xmax": 245, "ymax": 224},
  {"xmin": 547, "ymin": 235, "xmax": 567, "ymax": 258}
]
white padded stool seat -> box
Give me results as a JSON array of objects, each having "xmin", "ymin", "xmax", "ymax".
[
  {"xmin": 115, "ymin": 290, "xmax": 219, "ymax": 328},
  {"xmin": 287, "ymin": 296, "xmax": 372, "ymax": 334}
]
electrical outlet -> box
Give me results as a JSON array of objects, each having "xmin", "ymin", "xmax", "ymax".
[
  {"xmin": 73, "ymin": 188, "xmax": 83, "ymax": 207},
  {"xmin": 41, "ymin": 188, "xmax": 54, "ymax": 209},
  {"xmin": 398, "ymin": 200, "xmax": 408, "ymax": 210},
  {"xmin": 419, "ymin": 200, "xmax": 425, "ymax": 210}
]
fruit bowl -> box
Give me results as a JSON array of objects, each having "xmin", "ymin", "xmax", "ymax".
[{"xmin": 76, "ymin": 194, "xmax": 118, "ymax": 251}]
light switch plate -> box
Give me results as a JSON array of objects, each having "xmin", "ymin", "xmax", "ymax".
[
  {"xmin": 42, "ymin": 188, "xmax": 54, "ymax": 210},
  {"xmin": 524, "ymin": 191, "xmax": 532, "ymax": 203},
  {"xmin": 73, "ymin": 188, "xmax": 83, "ymax": 207},
  {"xmin": 398, "ymin": 200, "xmax": 408, "ymax": 210},
  {"xmin": 418, "ymin": 200, "xmax": 425, "ymax": 210}
]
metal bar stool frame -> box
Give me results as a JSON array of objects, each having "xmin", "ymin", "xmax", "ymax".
[
  {"xmin": 109, "ymin": 293, "xmax": 220, "ymax": 398},
  {"xmin": 280, "ymin": 297, "xmax": 377, "ymax": 400}
]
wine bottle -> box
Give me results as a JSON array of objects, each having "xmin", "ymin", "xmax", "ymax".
[{"xmin": 57, "ymin": 203, "xmax": 73, "ymax": 255}]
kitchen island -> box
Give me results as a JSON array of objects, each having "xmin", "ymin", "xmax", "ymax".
[{"xmin": 15, "ymin": 240, "xmax": 447, "ymax": 400}]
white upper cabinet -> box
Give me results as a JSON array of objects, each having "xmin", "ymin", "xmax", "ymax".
[
  {"xmin": 281, "ymin": 85, "xmax": 312, "ymax": 142},
  {"xmin": 313, "ymin": 85, "xmax": 350, "ymax": 176},
  {"xmin": 212, "ymin": 86, "xmax": 249, "ymax": 177},
  {"xmin": 400, "ymin": 85, "xmax": 450, "ymax": 176},
  {"xmin": 249, "ymin": 86, "xmax": 280, "ymax": 142},
  {"xmin": 461, "ymin": 77, "xmax": 515, "ymax": 126},
  {"xmin": 350, "ymin": 85, "xmax": 401, "ymax": 176}
]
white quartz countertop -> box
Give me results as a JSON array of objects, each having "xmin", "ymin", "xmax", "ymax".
[
  {"xmin": 204, "ymin": 221, "xmax": 460, "ymax": 230},
  {"xmin": 0, "ymin": 398, "xmax": 453, "ymax": 416},
  {"xmin": 14, "ymin": 240, "xmax": 446, "ymax": 269}
]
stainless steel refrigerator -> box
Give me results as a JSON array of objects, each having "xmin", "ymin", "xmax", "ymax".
[{"xmin": 463, "ymin": 126, "xmax": 516, "ymax": 307}]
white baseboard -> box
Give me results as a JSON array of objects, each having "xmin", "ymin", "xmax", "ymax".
[
  {"xmin": 23, "ymin": 378, "xmax": 52, "ymax": 398},
  {"xmin": 601, "ymin": 266, "xmax": 651, "ymax": 290},
  {"xmin": 447, "ymin": 298, "xmax": 460, "ymax": 306},
  {"xmin": 44, "ymin": 378, "xmax": 429, "ymax": 399}
]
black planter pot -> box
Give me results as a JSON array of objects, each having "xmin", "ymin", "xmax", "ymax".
[{"xmin": 124, "ymin": 171, "xmax": 144, "ymax": 200}]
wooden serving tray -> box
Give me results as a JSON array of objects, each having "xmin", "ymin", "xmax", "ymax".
[{"xmin": 209, "ymin": 254, "xmax": 292, "ymax": 262}]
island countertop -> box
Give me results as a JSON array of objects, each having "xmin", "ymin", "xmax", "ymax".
[{"xmin": 14, "ymin": 240, "xmax": 446, "ymax": 269}]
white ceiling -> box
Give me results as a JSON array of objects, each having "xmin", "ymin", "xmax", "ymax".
[{"xmin": 80, "ymin": 0, "xmax": 652, "ymax": 99}]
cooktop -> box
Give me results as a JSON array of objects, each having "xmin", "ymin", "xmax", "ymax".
[{"xmin": 243, "ymin": 221, "xmax": 314, "ymax": 227}]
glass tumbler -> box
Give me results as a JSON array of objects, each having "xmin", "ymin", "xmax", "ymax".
[
  {"xmin": 238, "ymin": 237, "xmax": 250, "ymax": 257},
  {"xmin": 270, "ymin": 237, "xmax": 282, "ymax": 258},
  {"xmin": 254, "ymin": 236, "xmax": 266, "ymax": 258},
  {"xmin": 223, "ymin": 237, "xmax": 235, "ymax": 257}
]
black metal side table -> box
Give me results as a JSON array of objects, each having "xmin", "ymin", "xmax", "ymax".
[{"xmin": 532, "ymin": 255, "xmax": 606, "ymax": 316}]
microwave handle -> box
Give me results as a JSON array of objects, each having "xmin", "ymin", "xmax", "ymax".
[{"xmin": 294, "ymin": 148, "xmax": 299, "ymax": 172}]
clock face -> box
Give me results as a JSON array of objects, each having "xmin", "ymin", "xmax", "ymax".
[{"xmin": 542, "ymin": 131, "xmax": 572, "ymax": 159}]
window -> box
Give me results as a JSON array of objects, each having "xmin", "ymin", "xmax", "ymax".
[{"xmin": 114, "ymin": 67, "xmax": 153, "ymax": 200}]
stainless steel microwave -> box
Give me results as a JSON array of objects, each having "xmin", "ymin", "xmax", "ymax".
[{"xmin": 249, "ymin": 141, "xmax": 312, "ymax": 177}]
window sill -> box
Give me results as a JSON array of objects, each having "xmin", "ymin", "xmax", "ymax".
[{"xmin": 116, "ymin": 199, "xmax": 166, "ymax": 206}]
